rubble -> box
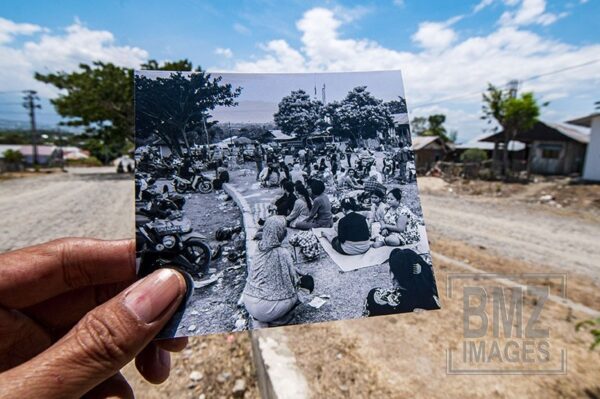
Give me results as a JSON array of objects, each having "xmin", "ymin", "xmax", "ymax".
[
  {"xmin": 232, "ymin": 378, "xmax": 247, "ymax": 397},
  {"xmin": 189, "ymin": 371, "xmax": 204, "ymax": 382}
]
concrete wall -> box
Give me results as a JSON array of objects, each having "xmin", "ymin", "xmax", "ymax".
[{"xmin": 583, "ymin": 117, "xmax": 600, "ymax": 181}]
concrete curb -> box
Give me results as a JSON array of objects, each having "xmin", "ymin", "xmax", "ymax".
[{"xmin": 223, "ymin": 183, "xmax": 310, "ymax": 399}]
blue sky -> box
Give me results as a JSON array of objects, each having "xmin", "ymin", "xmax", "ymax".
[{"xmin": 0, "ymin": 0, "xmax": 598, "ymax": 141}]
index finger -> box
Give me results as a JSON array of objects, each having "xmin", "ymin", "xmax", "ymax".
[{"xmin": 0, "ymin": 238, "xmax": 136, "ymax": 309}]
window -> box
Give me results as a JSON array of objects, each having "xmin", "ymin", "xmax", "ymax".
[{"xmin": 540, "ymin": 144, "xmax": 562, "ymax": 159}]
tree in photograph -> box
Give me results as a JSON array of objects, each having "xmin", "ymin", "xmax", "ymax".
[
  {"xmin": 135, "ymin": 71, "xmax": 242, "ymax": 156},
  {"xmin": 274, "ymin": 90, "xmax": 322, "ymax": 137},
  {"xmin": 482, "ymin": 84, "xmax": 542, "ymax": 176},
  {"xmin": 385, "ymin": 96, "xmax": 408, "ymax": 114},
  {"xmin": 326, "ymin": 86, "xmax": 393, "ymax": 143},
  {"xmin": 411, "ymin": 114, "xmax": 453, "ymax": 142},
  {"xmin": 35, "ymin": 59, "xmax": 194, "ymax": 163}
]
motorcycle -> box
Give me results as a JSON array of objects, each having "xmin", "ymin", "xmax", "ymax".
[
  {"xmin": 136, "ymin": 214, "xmax": 212, "ymax": 278},
  {"xmin": 172, "ymin": 174, "xmax": 213, "ymax": 194}
]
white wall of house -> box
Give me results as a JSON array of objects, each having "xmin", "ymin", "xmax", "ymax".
[{"xmin": 583, "ymin": 116, "xmax": 600, "ymax": 181}]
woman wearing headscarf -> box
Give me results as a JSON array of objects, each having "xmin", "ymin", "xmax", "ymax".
[
  {"xmin": 243, "ymin": 216, "xmax": 299, "ymax": 327},
  {"xmin": 290, "ymin": 163, "xmax": 307, "ymax": 184},
  {"xmin": 364, "ymin": 248, "xmax": 440, "ymax": 316}
]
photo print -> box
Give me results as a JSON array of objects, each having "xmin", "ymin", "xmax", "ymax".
[{"xmin": 134, "ymin": 69, "xmax": 441, "ymax": 338}]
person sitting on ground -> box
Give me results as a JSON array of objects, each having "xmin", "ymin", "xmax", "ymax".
[
  {"xmin": 294, "ymin": 179, "xmax": 333, "ymax": 230},
  {"xmin": 290, "ymin": 163, "xmax": 307, "ymax": 184},
  {"xmin": 261, "ymin": 164, "xmax": 280, "ymax": 187},
  {"xmin": 274, "ymin": 180, "xmax": 297, "ymax": 217},
  {"xmin": 364, "ymin": 248, "xmax": 440, "ymax": 316},
  {"xmin": 338, "ymin": 168, "xmax": 362, "ymax": 190},
  {"xmin": 322, "ymin": 197, "xmax": 371, "ymax": 255},
  {"xmin": 368, "ymin": 190, "xmax": 388, "ymax": 224},
  {"xmin": 368, "ymin": 165, "xmax": 383, "ymax": 184},
  {"xmin": 372, "ymin": 188, "xmax": 420, "ymax": 248},
  {"xmin": 242, "ymin": 216, "xmax": 300, "ymax": 327},
  {"xmin": 287, "ymin": 181, "xmax": 312, "ymax": 228}
]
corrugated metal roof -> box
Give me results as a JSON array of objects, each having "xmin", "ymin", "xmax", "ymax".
[
  {"xmin": 411, "ymin": 136, "xmax": 440, "ymax": 150},
  {"xmin": 567, "ymin": 113, "xmax": 600, "ymax": 128},
  {"xmin": 545, "ymin": 122, "xmax": 590, "ymax": 144}
]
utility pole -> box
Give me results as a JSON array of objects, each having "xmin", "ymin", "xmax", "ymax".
[{"xmin": 22, "ymin": 90, "xmax": 41, "ymax": 167}]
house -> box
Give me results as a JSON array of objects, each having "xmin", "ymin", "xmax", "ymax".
[
  {"xmin": 453, "ymin": 139, "xmax": 525, "ymax": 162},
  {"xmin": 567, "ymin": 112, "xmax": 600, "ymax": 182},
  {"xmin": 411, "ymin": 136, "xmax": 452, "ymax": 172},
  {"xmin": 480, "ymin": 121, "xmax": 589, "ymax": 175},
  {"xmin": 391, "ymin": 113, "xmax": 411, "ymax": 147}
]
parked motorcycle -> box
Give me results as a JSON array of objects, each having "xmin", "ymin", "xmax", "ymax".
[
  {"xmin": 172, "ymin": 173, "xmax": 213, "ymax": 194},
  {"xmin": 136, "ymin": 214, "xmax": 212, "ymax": 278}
]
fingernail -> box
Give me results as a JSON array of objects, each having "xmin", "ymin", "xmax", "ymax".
[
  {"xmin": 158, "ymin": 348, "xmax": 171, "ymax": 369},
  {"xmin": 124, "ymin": 269, "xmax": 184, "ymax": 323}
]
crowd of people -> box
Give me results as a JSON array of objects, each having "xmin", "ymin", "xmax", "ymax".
[{"xmin": 240, "ymin": 141, "xmax": 440, "ymax": 327}]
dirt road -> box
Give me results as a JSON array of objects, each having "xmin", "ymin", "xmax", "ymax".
[
  {"xmin": 0, "ymin": 167, "xmax": 134, "ymax": 251},
  {"xmin": 2, "ymin": 169, "xmax": 599, "ymax": 398},
  {"xmin": 419, "ymin": 179, "xmax": 600, "ymax": 283}
]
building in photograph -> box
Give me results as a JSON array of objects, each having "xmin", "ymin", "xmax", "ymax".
[
  {"xmin": 411, "ymin": 136, "xmax": 453, "ymax": 172},
  {"xmin": 480, "ymin": 121, "xmax": 589, "ymax": 175},
  {"xmin": 567, "ymin": 112, "xmax": 600, "ymax": 182}
]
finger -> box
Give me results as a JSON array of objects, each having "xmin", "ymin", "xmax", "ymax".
[
  {"xmin": 23, "ymin": 281, "xmax": 134, "ymax": 335},
  {"xmin": 82, "ymin": 372, "xmax": 134, "ymax": 399},
  {"xmin": 155, "ymin": 337, "xmax": 188, "ymax": 352},
  {"xmin": 0, "ymin": 268, "xmax": 187, "ymax": 398},
  {"xmin": 0, "ymin": 238, "xmax": 135, "ymax": 309},
  {"xmin": 135, "ymin": 342, "xmax": 171, "ymax": 384},
  {"xmin": 0, "ymin": 307, "xmax": 52, "ymax": 372}
]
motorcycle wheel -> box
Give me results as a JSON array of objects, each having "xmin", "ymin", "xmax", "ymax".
[
  {"xmin": 198, "ymin": 181, "xmax": 213, "ymax": 194},
  {"xmin": 183, "ymin": 239, "xmax": 211, "ymax": 273},
  {"xmin": 174, "ymin": 181, "xmax": 187, "ymax": 194}
]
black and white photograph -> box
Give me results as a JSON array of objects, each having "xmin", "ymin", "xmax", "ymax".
[{"xmin": 134, "ymin": 70, "xmax": 440, "ymax": 338}]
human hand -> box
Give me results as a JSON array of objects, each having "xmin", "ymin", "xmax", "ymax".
[{"xmin": 0, "ymin": 238, "xmax": 188, "ymax": 398}]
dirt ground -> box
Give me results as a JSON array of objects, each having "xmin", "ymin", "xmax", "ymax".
[{"xmin": 2, "ymin": 168, "xmax": 599, "ymax": 398}]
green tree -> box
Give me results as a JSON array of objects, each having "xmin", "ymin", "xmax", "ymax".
[
  {"xmin": 576, "ymin": 317, "xmax": 600, "ymax": 350},
  {"xmin": 411, "ymin": 114, "xmax": 453, "ymax": 142},
  {"xmin": 410, "ymin": 116, "xmax": 427, "ymax": 136},
  {"xmin": 34, "ymin": 59, "xmax": 193, "ymax": 163},
  {"xmin": 274, "ymin": 90, "xmax": 322, "ymax": 137},
  {"xmin": 325, "ymin": 86, "xmax": 393, "ymax": 143},
  {"xmin": 3, "ymin": 149, "xmax": 23, "ymax": 164},
  {"xmin": 482, "ymin": 84, "xmax": 542, "ymax": 177},
  {"xmin": 135, "ymin": 71, "xmax": 241, "ymax": 156}
]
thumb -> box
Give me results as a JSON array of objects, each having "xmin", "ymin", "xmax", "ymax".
[{"xmin": 0, "ymin": 269, "xmax": 187, "ymax": 399}]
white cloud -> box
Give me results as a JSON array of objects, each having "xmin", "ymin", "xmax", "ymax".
[
  {"xmin": 214, "ymin": 47, "xmax": 233, "ymax": 58},
  {"xmin": 500, "ymin": 0, "xmax": 567, "ymax": 26},
  {"xmin": 412, "ymin": 21, "xmax": 457, "ymax": 50},
  {"xmin": 230, "ymin": 6, "xmax": 600, "ymax": 140},
  {"xmin": 473, "ymin": 0, "xmax": 494, "ymax": 13},
  {"xmin": 0, "ymin": 17, "xmax": 46, "ymax": 44},
  {"xmin": 393, "ymin": 0, "xmax": 405, "ymax": 7},
  {"xmin": 233, "ymin": 23, "xmax": 251, "ymax": 35},
  {"xmin": 0, "ymin": 18, "xmax": 148, "ymax": 98}
]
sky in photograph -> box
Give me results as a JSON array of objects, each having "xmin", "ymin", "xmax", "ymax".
[
  {"xmin": 1, "ymin": 0, "xmax": 599, "ymax": 142},
  {"xmin": 137, "ymin": 70, "xmax": 405, "ymax": 123}
]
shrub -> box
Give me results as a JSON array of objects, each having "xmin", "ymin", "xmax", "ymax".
[
  {"xmin": 460, "ymin": 148, "xmax": 488, "ymax": 163},
  {"xmin": 66, "ymin": 156, "xmax": 103, "ymax": 167}
]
